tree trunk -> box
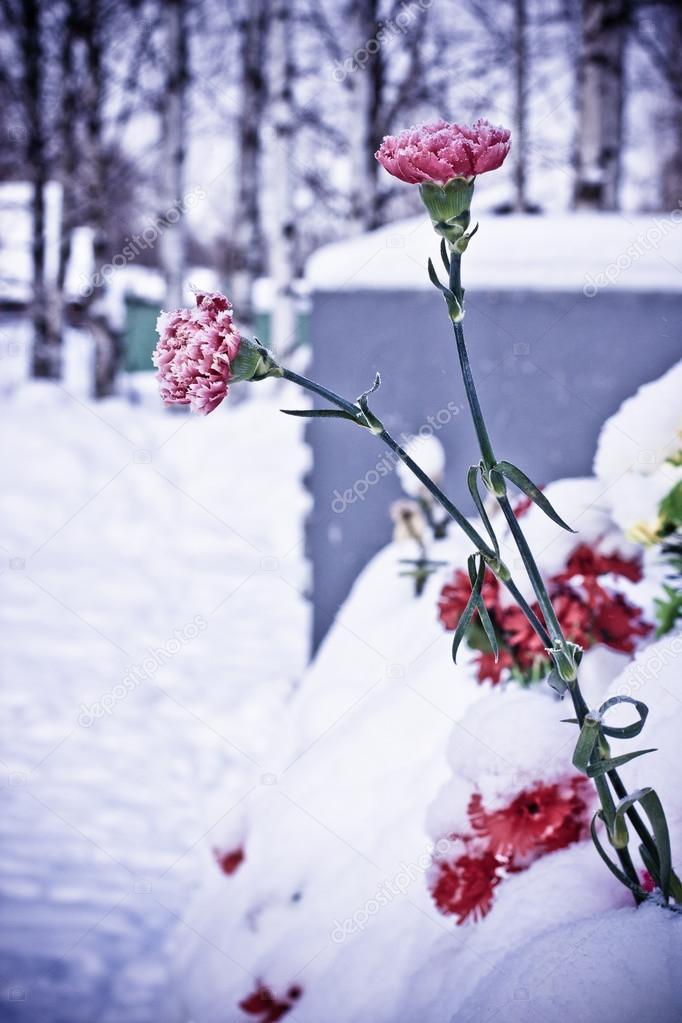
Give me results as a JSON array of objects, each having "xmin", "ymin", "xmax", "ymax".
[
  {"xmin": 22, "ymin": 0, "xmax": 59, "ymax": 379},
  {"xmin": 573, "ymin": 0, "xmax": 628, "ymax": 210},
  {"xmin": 512, "ymin": 0, "xmax": 529, "ymax": 211},
  {"xmin": 82, "ymin": 0, "xmax": 121, "ymax": 397},
  {"xmin": 269, "ymin": 0, "xmax": 297, "ymax": 350},
  {"xmin": 56, "ymin": 0, "xmax": 80, "ymax": 335},
  {"xmin": 231, "ymin": 0, "xmax": 267, "ymax": 329},
  {"xmin": 159, "ymin": 0, "xmax": 189, "ymax": 311},
  {"xmin": 657, "ymin": 6, "xmax": 682, "ymax": 212},
  {"xmin": 346, "ymin": 0, "xmax": 383, "ymax": 233}
]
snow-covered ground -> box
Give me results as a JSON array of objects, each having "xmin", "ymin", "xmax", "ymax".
[{"xmin": 0, "ymin": 368, "xmax": 310, "ymax": 1022}]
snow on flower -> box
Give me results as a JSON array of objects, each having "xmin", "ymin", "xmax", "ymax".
[
  {"xmin": 594, "ymin": 360, "xmax": 682, "ymax": 538},
  {"xmin": 430, "ymin": 842, "xmax": 504, "ymax": 924},
  {"xmin": 396, "ymin": 434, "xmax": 446, "ymax": 498},
  {"xmin": 152, "ymin": 290, "xmax": 241, "ymax": 414},
  {"xmin": 428, "ymin": 777, "xmax": 591, "ymax": 924},
  {"xmin": 437, "ymin": 539, "xmax": 650, "ymax": 685},
  {"xmin": 468, "ymin": 779, "xmax": 591, "ymax": 859},
  {"xmin": 375, "ymin": 118, "xmax": 511, "ymax": 185}
]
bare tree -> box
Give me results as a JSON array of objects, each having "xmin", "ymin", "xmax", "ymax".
[
  {"xmin": 512, "ymin": 0, "xmax": 529, "ymax": 211},
  {"xmin": 231, "ymin": 0, "xmax": 268, "ymax": 328},
  {"xmin": 269, "ymin": 0, "xmax": 298, "ymax": 349},
  {"xmin": 158, "ymin": 0, "xmax": 189, "ymax": 310},
  {"xmin": 16, "ymin": 0, "xmax": 60, "ymax": 378},
  {"xmin": 632, "ymin": 2, "xmax": 682, "ymax": 211},
  {"xmin": 573, "ymin": 0, "xmax": 628, "ymax": 210}
]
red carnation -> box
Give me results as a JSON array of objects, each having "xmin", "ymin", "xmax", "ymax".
[
  {"xmin": 468, "ymin": 779, "xmax": 590, "ymax": 860},
  {"xmin": 474, "ymin": 648, "xmax": 515, "ymax": 685},
  {"xmin": 239, "ymin": 983, "xmax": 302, "ymax": 1022},
  {"xmin": 213, "ymin": 846, "xmax": 244, "ymax": 876},
  {"xmin": 438, "ymin": 568, "xmax": 500, "ymax": 631},
  {"xmin": 557, "ymin": 543, "xmax": 643, "ymax": 585},
  {"xmin": 430, "ymin": 847, "xmax": 504, "ymax": 924}
]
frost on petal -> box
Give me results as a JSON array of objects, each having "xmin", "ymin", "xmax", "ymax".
[
  {"xmin": 152, "ymin": 291, "xmax": 242, "ymax": 414},
  {"xmin": 376, "ymin": 118, "xmax": 511, "ymax": 185}
]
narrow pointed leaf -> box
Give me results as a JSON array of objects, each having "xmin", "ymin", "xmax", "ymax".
[
  {"xmin": 572, "ymin": 714, "xmax": 600, "ymax": 773},
  {"xmin": 586, "ymin": 748, "xmax": 657, "ymax": 778},
  {"xmin": 590, "ymin": 815, "xmax": 646, "ymax": 897},
  {"xmin": 440, "ymin": 238, "xmax": 450, "ymax": 273},
  {"xmin": 614, "ymin": 788, "xmax": 671, "ymax": 899},
  {"xmin": 427, "ymin": 257, "xmax": 445, "ymax": 292},
  {"xmin": 451, "ymin": 557, "xmax": 484, "ymax": 664},
  {"xmin": 475, "ymin": 592, "xmax": 499, "ymax": 659},
  {"xmin": 467, "ymin": 464, "xmax": 499, "ymax": 557},
  {"xmin": 598, "ymin": 695, "xmax": 649, "ymax": 739},
  {"xmin": 497, "ymin": 460, "xmax": 576, "ymax": 532},
  {"xmin": 280, "ymin": 408, "xmax": 359, "ymax": 422}
]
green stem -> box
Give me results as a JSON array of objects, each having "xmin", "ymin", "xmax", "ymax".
[
  {"xmin": 445, "ymin": 295, "xmax": 664, "ymax": 901},
  {"xmin": 452, "ymin": 318, "xmax": 496, "ymax": 472},
  {"xmin": 282, "ymin": 368, "xmax": 359, "ymax": 417},
  {"xmin": 498, "ymin": 495, "xmax": 566, "ymax": 649},
  {"xmin": 281, "ymin": 367, "xmax": 552, "ymax": 649}
]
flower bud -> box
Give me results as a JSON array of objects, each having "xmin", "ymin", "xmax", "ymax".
[
  {"xmin": 418, "ymin": 178, "xmax": 475, "ymax": 245},
  {"xmin": 231, "ymin": 337, "xmax": 282, "ymax": 383}
]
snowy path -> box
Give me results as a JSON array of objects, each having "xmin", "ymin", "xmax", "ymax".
[{"xmin": 0, "ymin": 379, "xmax": 309, "ymax": 1022}]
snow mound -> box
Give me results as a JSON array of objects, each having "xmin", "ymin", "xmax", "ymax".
[{"xmin": 456, "ymin": 904, "xmax": 682, "ymax": 1023}]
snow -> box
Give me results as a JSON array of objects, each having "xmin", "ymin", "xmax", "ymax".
[
  {"xmin": 0, "ymin": 374, "xmax": 310, "ymax": 1021},
  {"xmin": 396, "ymin": 434, "xmax": 446, "ymax": 499},
  {"xmin": 455, "ymin": 904, "xmax": 682, "ymax": 1023},
  {"xmin": 306, "ymin": 211, "xmax": 682, "ymax": 293},
  {"xmin": 171, "ymin": 362, "xmax": 682, "ymax": 1022},
  {"xmin": 0, "ymin": 182, "xmax": 62, "ymax": 302},
  {"xmin": 594, "ymin": 359, "xmax": 682, "ymax": 536}
]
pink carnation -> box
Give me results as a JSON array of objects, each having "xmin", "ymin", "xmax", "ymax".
[
  {"xmin": 152, "ymin": 291, "xmax": 241, "ymax": 415},
  {"xmin": 375, "ymin": 118, "xmax": 511, "ymax": 185}
]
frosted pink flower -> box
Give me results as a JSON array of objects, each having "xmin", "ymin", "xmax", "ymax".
[
  {"xmin": 152, "ymin": 291, "xmax": 241, "ymax": 415},
  {"xmin": 375, "ymin": 118, "xmax": 511, "ymax": 185}
]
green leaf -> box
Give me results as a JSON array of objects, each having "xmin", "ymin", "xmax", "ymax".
[
  {"xmin": 440, "ymin": 238, "xmax": 450, "ymax": 273},
  {"xmin": 614, "ymin": 788, "xmax": 672, "ymax": 899},
  {"xmin": 586, "ymin": 748, "xmax": 656, "ymax": 779},
  {"xmin": 280, "ymin": 408, "xmax": 359, "ymax": 423},
  {"xmin": 475, "ymin": 589, "xmax": 499, "ymax": 660},
  {"xmin": 427, "ymin": 257, "xmax": 446, "ymax": 292},
  {"xmin": 467, "ymin": 465, "xmax": 500, "ymax": 557},
  {"xmin": 451, "ymin": 556, "xmax": 484, "ymax": 664},
  {"xmin": 546, "ymin": 668, "xmax": 569, "ymax": 696},
  {"xmin": 654, "ymin": 583, "xmax": 682, "ymax": 637},
  {"xmin": 426, "ymin": 258, "xmax": 462, "ymax": 320},
  {"xmin": 590, "ymin": 814, "xmax": 646, "ymax": 897},
  {"xmin": 659, "ymin": 480, "xmax": 682, "ymax": 529},
  {"xmin": 598, "ymin": 695, "xmax": 649, "ymax": 739},
  {"xmin": 496, "ymin": 460, "xmax": 576, "ymax": 532},
  {"xmin": 572, "ymin": 714, "xmax": 601, "ymax": 773}
]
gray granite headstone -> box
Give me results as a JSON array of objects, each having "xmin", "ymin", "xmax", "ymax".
[{"xmin": 306, "ymin": 287, "xmax": 682, "ymax": 648}]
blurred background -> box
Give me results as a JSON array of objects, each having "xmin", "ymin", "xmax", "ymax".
[{"xmin": 0, "ymin": 0, "xmax": 681, "ymax": 1020}]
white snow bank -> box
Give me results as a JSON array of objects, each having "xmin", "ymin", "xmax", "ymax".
[
  {"xmin": 455, "ymin": 904, "xmax": 682, "ymax": 1023},
  {"xmin": 594, "ymin": 359, "xmax": 682, "ymax": 537},
  {"xmin": 306, "ymin": 212, "xmax": 682, "ymax": 293}
]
